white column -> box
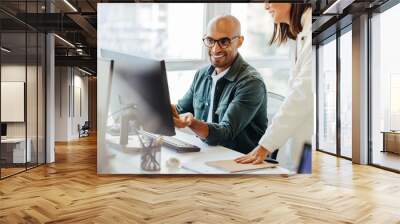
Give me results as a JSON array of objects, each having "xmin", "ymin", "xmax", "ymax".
[
  {"xmin": 46, "ymin": 33, "xmax": 55, "ymax": 163},
  {"xmin": 352, "ymin": 14, "xmax": 369, "ymax": 164},
  {"xmin": 312, "ymin": 45, "xmax": 317, "ymax": 151}
]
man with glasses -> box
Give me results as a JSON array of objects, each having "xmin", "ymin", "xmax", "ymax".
[{"xmin": 171, "ymin": 15, "xmax": 268, "ymax": 154}]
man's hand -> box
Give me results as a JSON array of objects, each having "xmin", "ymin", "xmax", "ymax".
[
  {"xmin": 171, "ymin": 104, "xmax": 180, "ymax": 118},
  {"xmin": 171, "ymin": 104, "xmax": 193, "ymax": 128},
  {"xmin": 234, "ymin": 145, "xmax": 271, "ymax": 164},
  {"xmin": 170, "ymin": 105, "xmax": 209, "ymax": 138},
  {"xmin": 176, "ymin": 113, "xmax": 193, "ymax": 128}
]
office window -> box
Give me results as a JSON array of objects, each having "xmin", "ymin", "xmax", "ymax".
[
  {"xmin": 390, "ymin": 75, "xmax": 400, "ymax": 129},
  {"xmin": 258, "ymin": 68, "xmax": 290, "ymax": 97},
  {"xmin": 318, "ymin": 38, "xmax": 337, "ymax": 154},
  {"xmin": 98, "ymin": 4, "xmax": 204, "ymax": 60},
  {"xmin": 167, "ymin": 70, "xmax": 196, "ymax": 104},
  {"xmin": 231, "ymin": 3, "xmax": 290, "ymax": 97},
  {"xmin": 98, "ymin": 3, "xmax": 290, "ymax": 111},
  {"xmin": 340, "ymin": 30, "xmax": 352, "ymax": 158},
  {"xmin": 230, "ymin": 3, "xmax": 289, "ymax": 59},
  {"xmin": 371, "ymin": 3, "xmax": 400, "ymax": 171}
]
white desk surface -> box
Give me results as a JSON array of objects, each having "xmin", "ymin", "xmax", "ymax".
[
  {"xmin": 1, "ymin": 137, "xmax": 32, "ymax": 163},
  {"xmin": 100, "ymin": 130, "xmax": 291, "ymax": 175},
  {"xmin": 1, "ymin": 137, "xmax": 28, "ymax": 143}
]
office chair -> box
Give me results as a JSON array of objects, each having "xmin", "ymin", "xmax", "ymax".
[
  {"xmin": 79, "ymin": 121, "xmax": 90, "ymax": 138},
  {"xmin": 267, "ymin": 91, "xmax": 285, "ymax": 126},
  {"xmin": 265, "ymin": 92, "xmax": 285, "ymax": 161}
]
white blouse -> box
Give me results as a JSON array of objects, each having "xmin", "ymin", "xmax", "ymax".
[{"xmin": 259, "ymin": 8, "xmax": 313, "ymax": 172}]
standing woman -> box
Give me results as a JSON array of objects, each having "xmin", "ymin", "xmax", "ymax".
[{"xmin": 235, "ymin": 3, "xmax": 313, "ymax": 172}]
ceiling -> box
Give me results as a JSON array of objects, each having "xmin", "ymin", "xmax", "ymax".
[
  {"xmin": 0, "ymin": 0, "xmax": 396, "ymax": 75},
  {"xmin": 312, "ymin": 0, "xmax": 393, "ymax": 44},
  {"xmin": 1, "ymin": 0, "xmax": 100, "ymax": 74}
]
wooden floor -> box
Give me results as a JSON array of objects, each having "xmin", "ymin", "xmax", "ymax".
[
  {"xmin": 1, "ymin": 167, "xmax": 26, "ymax": 178},
  {"xmin": 1, "ymin": 163, "xmax": 44, "ymax": 178},
  {"xmin": 1, "ymin": 135, "xmax": 400, "ymax": 224}
]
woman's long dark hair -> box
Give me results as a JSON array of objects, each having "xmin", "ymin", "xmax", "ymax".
[{"xmin": 269, "ymin": 4, "xmax": 311, "ymax": 45}]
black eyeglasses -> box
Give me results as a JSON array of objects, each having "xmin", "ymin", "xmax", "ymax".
[{"xmin": 202, "ymin": 36, "xmax": 240, "ymax": 49}]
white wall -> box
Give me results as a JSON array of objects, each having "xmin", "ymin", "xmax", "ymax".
[
  {"xmin": 55, "ymin": 67, "xmax": 69, "ymax": 141},
  {"xmin": 75, "ymin": 74, "xmax": 89, "ymax": 122},
  {"xmin": 1, "ymin": 63, "xmax": 46, "ymax": 164},
  {"xmin": 1, "ymin": 65, "xmax": 27, "ymax": 139},
  {"xmin": 70, "ymin": 73, "xmax": 89, "ymax": 138},
  {"xmin": 55, "ymin": 67, "xmax": 89, "ymax": 141},
  {"xmin": 1, "ymin": 65, "xmax": 41, "ymax": 137}
]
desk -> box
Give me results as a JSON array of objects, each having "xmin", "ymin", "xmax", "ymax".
[
  {"xmin": 98, "ymin": 130, "xmax": 291, "ymax": 175},
  {"xmin": 381, "ymin": 131, "xmax": 400, "ymax": 154},
  {"xmin": 1, "ymin": 138, "xmax": 31, "ymax": 164}
]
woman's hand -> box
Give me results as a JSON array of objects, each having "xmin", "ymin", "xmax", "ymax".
[{"xmin": 234, "ymin": 145, "xmax": 271, "ymax": 164}]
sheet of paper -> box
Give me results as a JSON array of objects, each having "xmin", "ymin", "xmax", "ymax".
[
  {"xmin": 205, "ymin": 160, "xmax": 277, "ymax": 173},
  {"xmin": 181, "ymin": 161, "xmax": 226, "ymax": 174}
]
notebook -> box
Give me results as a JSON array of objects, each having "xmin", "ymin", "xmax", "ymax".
[{"xmin": 205, "ymin": 160, "xmax": 278, "ymax": 173}]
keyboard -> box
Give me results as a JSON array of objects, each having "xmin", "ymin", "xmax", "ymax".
[{"xmin": 139, "ymin": 131, "xmax": 200, "ymax": 153}]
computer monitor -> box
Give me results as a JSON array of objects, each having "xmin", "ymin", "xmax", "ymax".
[
  {"xmin": 100, "ymin": 49, "xmax": 175, "ymax": 138},
  {"xmin": 1, "ymin": 123, "xmax": 7, "ymax": 137}
]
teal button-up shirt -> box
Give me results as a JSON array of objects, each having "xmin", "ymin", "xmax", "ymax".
[{"xmin": 176, "ymin": 54, "xmax": 268, "ymax": 154}]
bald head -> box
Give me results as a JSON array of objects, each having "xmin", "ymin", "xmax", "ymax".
[
  {"xmin": 206, "ymin": 15, "xmax": 241, "ymax": 37},
  {"xmin": 204, "ymin": 15, "xmax": 244, "ymax": 73}
]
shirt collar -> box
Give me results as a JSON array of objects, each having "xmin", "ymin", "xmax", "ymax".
[
  {"xmin": 212, "ymin": 66, "xmax": 230, "ymax": 78},
  {"xmin": 206, "ymin": 53, "xmax": 246, "ymax": 82}
]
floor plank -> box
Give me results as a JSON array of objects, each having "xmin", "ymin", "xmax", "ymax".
[{"xmin": 0, "ymin": 135, "xmax": 400, "ymax": 223}]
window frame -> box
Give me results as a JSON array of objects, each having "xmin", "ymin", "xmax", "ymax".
[
  {"xmin": 164, "ymin": 3, "xmax": 291, "ymax": 73},
  {"xmin": 368, "ymin": 1, "xmax": 400, "ymax": 173},
  {"xmin": 315, "ymin": 24, "xmax": 353, "ymax": 161}
]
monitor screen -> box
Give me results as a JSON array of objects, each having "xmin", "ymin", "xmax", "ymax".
[{"xmin": 101, "ymin": 49, "xmax": 175, "ymax": 136}]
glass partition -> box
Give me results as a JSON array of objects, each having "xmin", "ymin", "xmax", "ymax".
[
  {"xmin": 1, "ymin": 31, "xmax": 28, "ymax": 178},
  {"xmin": 0, "ymin": 1, "xmax": 46, "ymax": 179},
  {"xmin": 339, "ymin": 29, "xmax": 352, "ymax": 158},
  {"xmin": 38, "ymin": 32, "xmax": 45, "ymax": 165},
  {"xmin": 371, "ymin": 3, "xmax": 400, "ymax": 171},
  {"xmin": 27, "ymin": 30, "xmax": 38, "ymax": 169},
  {"xmin": 317, "ymin": 37, "xmax": 337, "ymax": 154}
]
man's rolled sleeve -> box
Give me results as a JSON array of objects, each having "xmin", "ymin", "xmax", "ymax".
[{"xmin": 205, "ymin": 122, "xmax": 230, "ymax": 145}]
